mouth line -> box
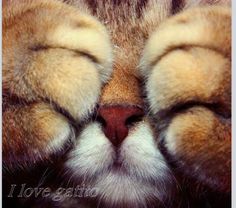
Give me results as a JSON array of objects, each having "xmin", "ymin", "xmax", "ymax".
[
  {"xmin": 110, "ymin": 149, "xmax": 125, "ymax": 169},
  {"xmin": 112, "ymin": 158, "xmax": 124, "ymax": 170}
]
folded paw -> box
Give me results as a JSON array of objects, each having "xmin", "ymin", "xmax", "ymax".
[
  {"xmin": 3, "ymin": 0, "xmax": 112, "ymax": 120},
  {"xmin": 3, "ymin": 102, "xmax": 73, "ymax": 169},
  {"xmin": 140, "ymin": 6, "xmax": 231, "ymax": 193},
  {"xmin": 3, "ymin": 0, "xmax": 113, "ymax": 168}
]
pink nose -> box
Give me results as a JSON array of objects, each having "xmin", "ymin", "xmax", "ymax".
[{"xmin": 97, "ymin": 105, "xmax": 144, "ymax": 147}]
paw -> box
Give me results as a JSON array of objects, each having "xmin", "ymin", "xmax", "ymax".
[
  {"xmin": 3, "ymin": 0, "xmax": 113, "ymax": 168},
  {"xmin": 3, "ymin": 102, "xmax": 72, "ymax": 169},
  {"xmin": 140, "ymin": 6, "xmax": 231, "ymax": 192},
  {"xmin": 3, "ymin": 0, "xmax": 112, "ymax": 120}
]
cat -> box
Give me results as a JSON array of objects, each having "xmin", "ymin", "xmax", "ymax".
[{"xmin": 3, "ymin": 0, "xmax": 231, "ymax": 207}]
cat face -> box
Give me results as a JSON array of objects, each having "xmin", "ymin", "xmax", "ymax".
[{"xmin": 3, "ymin": 0, "xmax": 231, "ymax": 207}]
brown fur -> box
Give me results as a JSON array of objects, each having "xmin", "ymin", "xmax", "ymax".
[
  {"xmin": 139, "ymin": 5, "xmax": 231, "ymax": 193},
  {"xmin": 3, "ymin": 0, "xmax": 231, "ymax": 207}
]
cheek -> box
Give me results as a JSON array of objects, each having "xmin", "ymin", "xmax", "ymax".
[
  {"xmin": 65, "ymin": 122, "xmax": 114, "ymax": 177},
  {"xmin": 121, "ymin": 122, "xmax": 171, "ymax": 180}
]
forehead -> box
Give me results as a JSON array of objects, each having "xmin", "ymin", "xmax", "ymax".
[
  {"xmin": 90, "ymin": 0, "xmax": 172, "ymax": 69},
  {"xmin": 81, "ymin": 0, "xmax": 172, "ymax": 106}
]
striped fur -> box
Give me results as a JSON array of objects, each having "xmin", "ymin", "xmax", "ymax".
[{"xmin": 3, "ymin": 0, "xmax": 231, "ymax": 207}]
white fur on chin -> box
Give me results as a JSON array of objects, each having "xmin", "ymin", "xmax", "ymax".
[{"xmin": 65, "ymin": 121, "xmax": 173, "ymax": 207}]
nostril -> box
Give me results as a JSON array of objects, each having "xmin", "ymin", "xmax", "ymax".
[
  {"xmin": 96, "ymin": 105, "xmax": 144, "ymax": 147},
  {"xmin": 96, "ymin": 115, "xmax": 107, "ymax": 128}
]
